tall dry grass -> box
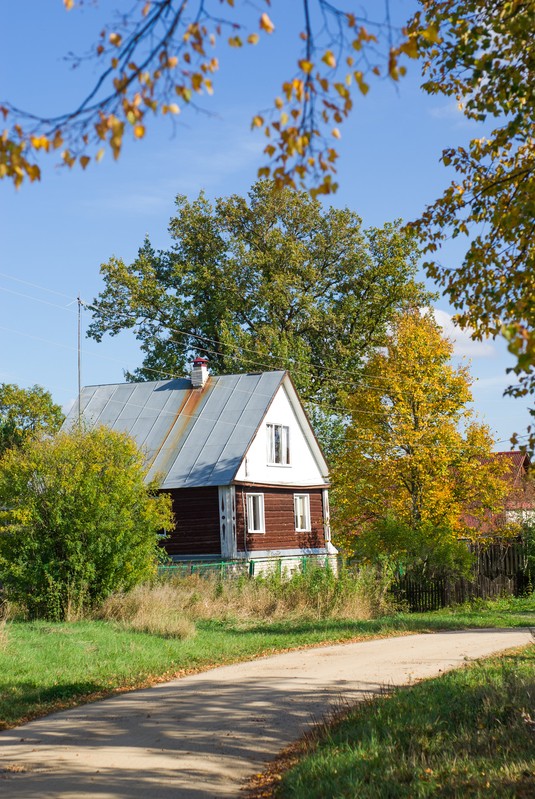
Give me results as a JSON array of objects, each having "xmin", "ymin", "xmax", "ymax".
[
  {"xmin": 96, "ymin": 584, "xmax": 196, "ymax": 639},
  {"xmin": 97, "ymin": 563, "xmax": 398, "ymax": 631}
]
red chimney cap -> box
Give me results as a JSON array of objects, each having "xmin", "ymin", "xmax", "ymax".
[{"xmin": 192, "ymin": 357, "xmax": 209, "ymax": 366}]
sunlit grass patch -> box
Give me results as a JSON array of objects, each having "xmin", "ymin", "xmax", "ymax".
[
  {"xmin": 0, "ymin": 588, "xmax": 533, "ymax": 731},
  {"xmin": 278, "ymin": 645, "xmax": 535, "ymax": 799}
]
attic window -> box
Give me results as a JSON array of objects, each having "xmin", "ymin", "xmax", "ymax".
[{"xmin": 267, "ymin": 423, "xmax": 290, "ymax": 465}]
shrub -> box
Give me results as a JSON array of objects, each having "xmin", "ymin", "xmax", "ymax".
[
  {"xmin": 0, "ymin": 426, "xmax": 174, "ymax": 620},
  {"xmin": 352, "ymin": 516, "xmax": 474, "ymax": 580}
]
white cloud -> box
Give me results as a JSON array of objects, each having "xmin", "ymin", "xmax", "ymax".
[
  {"xmin": 83, "ymin": 126, "xmax": 264, "ymax": 215},
  {"xmin": 429, "ymin": 101, "xmax": 463, "ymax": 120},
  {"xmin": 428, "ymin": 100, "xmax": 477, "ymax": 129},
  {"xmin": 433, "ymin": 308, "xmax": 495, "ymax": 357}
]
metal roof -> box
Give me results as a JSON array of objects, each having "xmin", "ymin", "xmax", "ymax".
[{"xmin": 63, "ymin": 372, "xmax": 286, "ymax": 488}]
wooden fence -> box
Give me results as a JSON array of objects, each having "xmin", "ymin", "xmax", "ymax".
[{"xmin": 393, "ymin": 541, "xmax": 531, "ymax": 612}]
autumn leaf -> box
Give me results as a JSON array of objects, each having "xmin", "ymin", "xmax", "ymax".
[
  {"xmin": 298, "ymin": 59, "xmax": 314, "ymax": 74},
  {"xmin": 322, "ymin": 50, "xmax": 336, "ymax": 68},
  {"xmin": 259, "ymin": 13, "xmax": 275, "ymax": 34}
]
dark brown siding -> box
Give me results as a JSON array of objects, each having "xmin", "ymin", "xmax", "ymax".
[
  {"xmin": 235, "ymin": 486, "xmax": 325, "ymax": 552},
  {"xmin": 163, "ymin": 487, "xmax": 221, "ymax": 557}
]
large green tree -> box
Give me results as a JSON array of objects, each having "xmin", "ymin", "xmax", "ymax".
[
  {"xmin": 333, "ymin": 309, "xmax": 510, "ymax": 571},
  {"xmin": 0, "ymin": 426, "xmax": 173, "ymax": 620},
  {"xmin": 0, "ymin": 383, "xmax": 64, "ymax": 456},
  {"xmin": 87, "ymin": 181, "xmax": 427, "ymax": 415}
]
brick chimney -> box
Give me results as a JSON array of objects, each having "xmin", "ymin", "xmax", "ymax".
[{"xmin": 191, "ymin": 357, "xmax": 209, "ymax": 388}]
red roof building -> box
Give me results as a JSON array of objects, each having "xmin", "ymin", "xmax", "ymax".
[{"xmin": 463, "ymin": 451, "xmax": 534, "ymax": 535}]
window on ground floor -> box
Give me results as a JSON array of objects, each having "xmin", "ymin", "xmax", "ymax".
[
  {"xmin": 246, "ymin": 493, "xmax": 265, "ymax": 533},
  {"xmin": 294, "ymin": 493, "xmax": 311, "ymax": 532}
]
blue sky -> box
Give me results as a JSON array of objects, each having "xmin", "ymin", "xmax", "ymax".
[{"xmin": 0, "ymin": 1, "xmax": 530, "ymax": 448}]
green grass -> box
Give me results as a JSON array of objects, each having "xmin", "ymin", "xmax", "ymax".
[
  {"xmin": 278, "ymin": 645, "xmax": 535, "ymax": 799},
  {"xmin": 1, "ymin": 594, "xmax": 534, "ymax": 729}
]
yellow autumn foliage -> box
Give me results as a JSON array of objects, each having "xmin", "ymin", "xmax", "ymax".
[{"xmin": 333, "ymin": 309, "xmax": 510, "ymax": 555}]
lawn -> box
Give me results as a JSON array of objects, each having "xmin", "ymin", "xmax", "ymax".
[
  {"xmin": 275, "ymin": 644, "xmax": 535, "ymax": 798},
  {"xmin": 1, "ymin": 594, "xmax": 534, "ymax": 729}
]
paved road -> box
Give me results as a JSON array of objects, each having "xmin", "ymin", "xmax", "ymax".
[{"xmin": 0, "ymin": 628, "xmax": 532, "ymax": 798}]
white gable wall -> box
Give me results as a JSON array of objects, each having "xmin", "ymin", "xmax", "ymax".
[{"xmin": 234, "ymin": 383, "xmax": 326, "ymax": 485}]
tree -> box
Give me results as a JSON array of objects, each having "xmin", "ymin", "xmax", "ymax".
[
  {"xmin": 0, "ymin": 383, "xmax": 64, "ymax": 456},
  {"xmin": 411, "ymin": 0, "xmax": 535, "ymax": 447},
  {"xmin": 0, "ymin": 426, "xmax": 173, "ymax": 620},
  {"xmin": 87, "ymin": 181, "xmax": 428, "ymax": 416},
  {"xmin": 333, "ymin": 309, "xmax": 510, "ymax": 571}
]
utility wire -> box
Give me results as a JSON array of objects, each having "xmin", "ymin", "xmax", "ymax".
[
  {"xmin": 0, "ymin": 272, "xmax": 524, "ymax": 427},
  {"xmin": 1, "ymin": 321, "xmax": 522, "ymax": 448},
  {"xmin": 0, "ymin": 268, "xmax": 505, "ymax": 393},
  {"xmin": 0, "ymin": 271, "xmax": 75, "ymax": 301},
  {"xmin": 0, "ymin": 285, "xmax": 77, "ymax": 313},
  {"xmin": 80, "ymin": 297, "xmax": 503, "ymax": 395}
]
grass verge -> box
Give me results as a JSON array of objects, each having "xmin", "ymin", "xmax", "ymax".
[
  {"xmin": 268, "ymin": 644, "xmax": 535, "ymax": 799},
  {"xmin": 0, "ymin": 594, "xmax": 533, "ymax": 730}
]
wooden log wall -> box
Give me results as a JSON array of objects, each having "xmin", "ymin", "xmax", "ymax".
[
  {"xmin": 235, "ymin": 486, "xmax": 325, "ymax": 553},
  {"xmin": 163, "ymin": 486, "xmax": 221, "ymax": 558}
]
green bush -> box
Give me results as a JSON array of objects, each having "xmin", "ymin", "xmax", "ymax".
[
  {"xmin": 0, "ymin": 426, "xmax": 173, "ymax": 620},
  {"xmin": 352, "ymin": 516, "xmax": 474, "ymax": 580}
]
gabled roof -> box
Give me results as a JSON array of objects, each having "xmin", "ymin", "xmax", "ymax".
[{"xmin": 64, "ymin": 371, "xmax": 327, "ymax": 489}]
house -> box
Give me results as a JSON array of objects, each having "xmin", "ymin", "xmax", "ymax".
[
  {"xmin": 64, "ymin": 360, "xmax": 336, "ymax": 567},
  {"xmin": 463, "ymin": 450, "xmax": 534, "ymax": 535},
  {"xmin": 498, "ymin": 450, "xmax": 534, "ymax": 525}
]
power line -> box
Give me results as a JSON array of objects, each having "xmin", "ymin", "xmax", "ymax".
[
  {"xmin": 1, "ymin": 307, "xmax": 527, "ymax": 429},
  {"xmin": 0, "ymin": 269, "xmax": 509, "ymax": 394},
  {"xmin": 1, "ymin": 318, "xmax": 526, "ymax": 448},
  {"xmin": 0, "ymin": 284, "xmax": 77, "ymax": 313},
  {"xmin": 0, "ymin": 271, "xmax": 75, "ymax": 301},
  {"xmin": 0, "ymin": 272, "xmax": 526, "ymax": 421},
  {"xmin": 81, "ymin": 298, "xmax": 498, "ymax": 396}
]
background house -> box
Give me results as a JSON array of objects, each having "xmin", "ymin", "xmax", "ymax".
[
  {"xmin": 64, "ymin": 361, "xmax": 335, "ymax": 567},
  {"xmin": 498, "ymin": 451, "xmax": 535, "ymax": 525},
  {"xmin": 463, "ymin": 451, "xmax": 534, "ymax": 535}
]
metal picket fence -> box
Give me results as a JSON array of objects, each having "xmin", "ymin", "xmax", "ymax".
[{"xmin": 158, "ymin": 554, "xmax": 336, "ymax": 580}]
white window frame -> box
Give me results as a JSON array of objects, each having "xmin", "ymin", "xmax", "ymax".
[
  {"xmin": 266, "ymin": 423, "xmax": 290, "ymax": 465},
  {"xmin": 294, "ymin": 493, "xmax": 311, "ymax": 532},
  {"xmin": 246, "ymin": 493, "xmax": 265, "ymax": 534}
]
